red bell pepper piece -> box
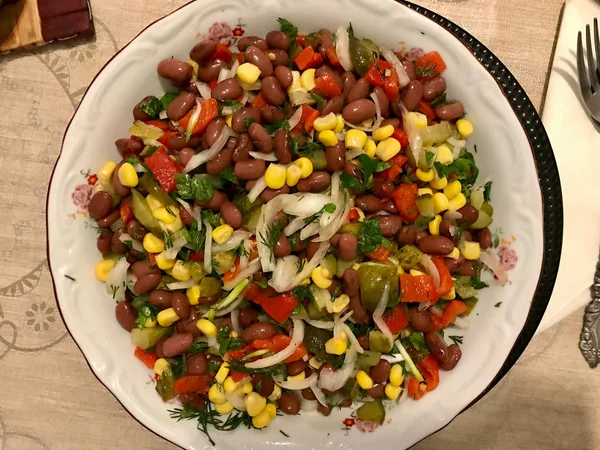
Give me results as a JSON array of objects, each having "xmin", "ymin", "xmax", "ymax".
[
  {"xmin": 143, "ymin": 120, "xmax": 170, "ymax": 131},
  {"xmin": 236, "ymin": 52, "xmax": 244, "ymax": 64},
  {"xmin": 383, "ymin": 306, "xmax": 409, "ymax": 334},
  {"xmin": 157, "ymin": 131, "xmax": 177, "ymax": 146},
  {"xmin": 212, "ymin": 43, "xmax": 232, "ymax": 63},
  {"xmin": 297, "ymin": 104, "xmax": 320, "ymax": 133},
  {"xmin": 441, "ymin": 300, "xmax": 468, "ymax": 327},
  {"xmin": 432, "ymin": 256, "xmax": 453, "ymax": 297},
  {"xmin": 315, "ymin": 73, "xmax": 342, "ymax": 97},
  {"xmin": 208, "ymin": 79, "xmax": 218, "ymax": 89},
  {"xmin": 391, "ymin": 183, "xmax": 419, "ymax": 222},
  {"xmin": 376, "ymin": 59, "xmax": 393, "ymax": 70},
  {"xmin": 294, "ymin": 46, "xmax": 316, "ymax": 70},
  {"xmin": 173, "ymin": 375, "xmax": 212, "ymax": 394},
  {"xmin": 400, "ymin": 274, "xmax": 438, "ymax": 303},
  {"xmin": 417, "ymin": 100, "xmax": 436, "ymax": 122},
  {"xmin": 144, "ymin": 147, "xmax": 182, "ymax": 193},
  {"xmin": 134, "ymin": 347, "xmax": 158, "ymax": 369},
  {"xmin": 251, "ymin": 92, "xmax": 268, "ymax": 109},
  {"xmin": 347, "ymin": 208, "xmax": 361, "ymax": 223},
  {"xmin": 189, "ymin": 250, "xmax": 205, "ymax": 262},
  {"xmin": 419, "ymin": 355, "xmax": 440, "ymax": 392},
  {"xmin": 295, "ymin": 34, "xmax": 306, "ymax": 46},
  {"xmin": 429, "ymin": 311, "xmax": 444, "ymax": 331},
  {"xmin": 251, "ymin": 335, "xmax": 307, "ymax": 363},
  {"xmin": 380, "ymin": 154, "xmax": 408, "ymax": 182},
  {"xmin": 415, "ymin": 51, "xmax": 447, "ymax": 78},
  {"xmin": 383, "ymin": 67, "xmax": 400, "ymax": 101},
  {"xmin": 222, "ymin": 258, "xmax": 241, "ymax": 282},
  {"xmin": 246, "ymin": 285, "xmax": 299, "ymax": 324},
  {"xmin": 230, "ymin": 371, "xmax": 249, "ymax": 383},
  {"xmin": 408, "ymin": 376, "xmax": 426, "ymax": 400},
  {"xmin": 178, "ymin": 98, "xmax": 219, "ymax": 137},
  {"xmin": 326, "ymin": 46, "xmax": 341, "ymax": 66},
  {"xmin": 365, "ymin": 245, "xmax": 391, "ymax": 262},
  {"xmin": 392, "ymin": 128, "xmax": 409, "ymax": 149},
  {"xmin": 120, "ymin": 203, "xmax": 133, "ymax": 225},
  {"xmin": 365, "ymin": 65, "xmax": 386, "ymax": 87}
]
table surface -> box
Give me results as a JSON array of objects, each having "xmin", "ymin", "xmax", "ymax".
[{"xmin": 1, "ymin": 0, "xmax": 597, "ymax": 449}]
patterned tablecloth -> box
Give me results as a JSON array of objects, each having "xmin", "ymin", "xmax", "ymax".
[{"xmin": 2, "ymin": 0, "xmax": 597, "ymax": 449}]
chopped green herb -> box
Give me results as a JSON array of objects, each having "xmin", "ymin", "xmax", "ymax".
[
  {"xmin": 483, "ymin": 180, "xmax": 492, "ymax": 202},
  {"xmin": 310, "ymin": 92, "xmax": 326, "ymax": 109},
  {"xmin": 243, "ymin": 117, "xmax": 256, "ymax": 129},
  {"xmin": 160, "ymin": 92, "xmax": 179, "ymax": 110},
  {"xmin": 416, "ymin": 64, "xmax": 437, "ymax": 78},
  {"xmin": 402, "ymin": 332, "xmax": 429, "ymax": 355},
  {"xmin": 259, "ymin": 217, "xmax": 285, "ymax": 261},
  {"xmin": 469, "ymin": 274, "xmax": 489, "ymax": 290},
  {"xmin": 219, "ymin": 167, "xmax": 238, "ymax": 184},
  {"xmin": 291, "ymin": 285, "xmax": 314, "ymax": 303},
  {"xmin": 64, "ymin": 274, "xmax": 76, "ymax": 281},
  {"xmin": 140, "ymin": 96, "xmax": 162, "ymax": 119},
  {"xmin": 188, "ymin": 341, "xmax": 209, "ymax": 354},
  {"xmin": 340, "ymin": 154, "xmax": 392, "ymax": 191},
  {"xmin": 448, "ymin": 335, "xmax": 463, "ymax": 346},
  {"xmin": 434, "ymin": 151, "xmax": 479, "ymax": 186},
  {"xmin": 277, "ymin": 18, "xmax": 298, "ymax": 45},
  {"xmin": 429, "ymin": 92, "xmax": 447, "ymax": 108},
  {"xmin": 125, "ymin": 157, "xmax": 140, "ymax": 166},
  {"xmin": 303, "ymin": 203, "xmax": 336, "ymax": 224},
  {"xmin": 131, "ymin": 295, "xmax": 160, "ymax": 330},
  {"xmin": 207, "ymin": 361, "xmax": 220, "ymax": 373},
  {"xmin": 414, "ymin": 216, "xmax": 434, "ymax": 227},
  {"xmin": 181, "ymin": 219, "xmax": 205, "ymax": 253},
  {"xmin": 174, "ymin": 173, "xmax": 215, "ymax": 203},
  {"xmin": 495, "ymin": 302, "xmax": 502, "ymax": 308},
  {"xmin": 253, "ymin": 280, "xmax": 269, "ymax": 288},
  {"xmin": 217, "ymin": 98, "xmax": 243, "ymax": 115},
  {"xmin": 201, "ymin": 209, "xmax": 221, "ymax": 228},
  {"xmin": 264, "ymin": 118, "xmax": 290, "ymax": 134},
  {"xmin": 357, "ymin": 218, "xmax": 387, "ymax": 255},
  {"xmin": 425, "ymin": 150, "xmax": 436, "ymax": 167}
]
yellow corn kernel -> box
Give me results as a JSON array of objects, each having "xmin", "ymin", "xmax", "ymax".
[
  {"xmin": 313, "ymin": 112, "xmax": 337, "ymax": 132},
  {"xmin": 171, "ymin": 260, "xmax": 191, "ymax": 281},
  {"xmin": 311, "ymin": 267, "xmax": 332, "ymax": 289},
  {"xmin": 186, "ymin": 285, "xmax": 200, "ymax": 305},
  {"xmin": 117, "ymin": 162, "xmax": 139, "ymax": 187},
  {"xmin": 334, "ymin": 114, "xmax": 345, "ymax": 133},
  {"xmin": 441, "ymin": 287, "xmax": 456, "ymax": 300},
  {"xmin": 444, "ymin": 180, "xmax": 462, "ymax": 200},
  {"xmin": 152, "ymin": 207, "xmax": 176, "ymax": 224},
  {"xmin": 95, "ymin": 259, "xmax": 116, "ymax": 281},
  {"xmin": 397, "ymin": 265, "xmax": 405, "ymax": 275},
  {"xmin": 376, "ymin": 137, "xmax": 401, "ymax": 162},
  {"xmin": 325, "ymin": 337, "xmax": 347, "ymax": 355},
  {"xmin": 215, "ymin": 401, "xmax": 234, "ymax": 415},
  {"xmin": 230, "ymin": 330, "xmax": 239, "ymax": 338},
  {"xmin": 252, "ymin": 408, "xmax": 272, "ymax": 429},
  {"xmin": 294, "ymin": 157, "xmax": 313, "ymax": 179},
  {"xmin": 318, "ymin": 130, "xmax": 338, "ymax": 147},
  {"xmin": 413, "ymin": 112, "xmax": 428, "ymax": 129},
  {"xmin": 460, "ymin": 241, "xmax": 481, "ymax": 261},
  {"xmin": 410, "ymin": 269, "xmax": 425, "ymax": 276},
  {"xmin": 433, "ymin": 192, "xmax": 449, "ymax": 214},
  {"xmin": 237, "ymin": 62, "xmax": 261, "ymax": 84},
  {"xmin": 215, "ymin": 362, "xmax": 230, "ymax": 384},
  {"xmin": 429, "ymin": 215, "xmax": 442, "ymax": 235},
  {"xmin": 372, "ymin": 125, "xmax": 394, "ymax": 141},
  {"xmin": 352, "ymin": 263, "xmax": 361, "ymax": 271},
  {"xmin": 223, "ymin": 376, "xmax": 239, "ymax": 393},
  {"xmin": 288, "ymin": 71, "xmax": 303, "ymax": 93},
  {"xmin": 456, "ymin": 119, "xmax": 474, "ymax": 139},
  {"xmin": 299, "ymin": 277, "xmax": 311, "ymax": 286},
  {"xmin": 448, "ymin": 192, "xmax": 467, "ymax": 211},
  {"xmin": 197, "ymin": 318, "xmax": 217, "ymax": 337},
  {"xmin": 364, "ymin": 138, "xmax": 377, "ymax": 158},
  {"xmin": 356, "ymin": 370, "xmax": 374, "ymax": 390},
  {"xmin": 156, "ymin": 252, "xmax": 176, "ymax": 270},
  {"xmin": 416, "ymin": 168, "xmax": 435, "ymax": 182},
  {"xmin": 157, "ymin": 308, "xmax": 180, "ymax": 327},
  {"xmin": 264, "ymin": 163, "xmax": 287, "ymax": 189},
  {"xmin": 98, "ymin": 161, "xmax": 117, "ymax": 186},
  {"xmin": 208, "ymin": 383, "xmax": 227, "ymax": 405},
  {"xmin": 287, "ymin": 372, "xmax": 306, "ymax": 383},
  {"xmin": 146, "ymin": 194, "xmax": 163, "ymax": 211},
  {"xmin": 245, "ymin": 392, "xmax": 267, "ymax": 417},
  {"xmin": 300, "ymin": 69, "xmax": 316, "ymax": 91},
  {"xmin": 163, "ymin": 214, "xmax": 183, "ymax": 233},
  {"xmin": 389, "ymin": 364, "xmax": 404, "ymax": 387},
  {"xmin": 268, "ymin": 384, "xmax": 281, "ymax": 401},
  {"xmin": 225, "ymin": 114, "xmax": 233, "ymax": 128},
  {"xmin": 309, "ymin": 357, "xmax": 323, "ymax": 370},
  {"xmin": 212, "ymin": 224, "xmax": 234, "ymax": 244},
  {"xmin": 448, "ymin": 247, "xmax": 460, "ymax": 260},
  {"xmin": 144, "ymin": 317, "xmax": 157, "ymax": 328},
  {"xmin": 385, "ymin": 383, "xmax": 402, "ymax": 400},
  {"xmin": 435, "ymin": 146, "xmax": 454, "ymax": 166},
  {"xmin": 360, "ymin": 117, "xmax": 374, "ymax": 128},
  {"xmin": 345, "ymin": 129, "xmax": 368, "ymax": 149},
  {"xmin": 143, "ymin": 233, "xmax": 165, "ymax": 253},
  {"xmin": 332, "ymin": 294, "xmax": 350, "ymax": 313},
  {"xmin": 286, "ymin": 164, "xmax": 302, "ymax": 187},
  {"xmin": 418, "ymin": 188, "xmax": 433, "ymax": 196},
  {"xmin": 430, "ymin": 174, "xmax": 448, "ymax": 190},
  {"xmin": 265, "ymin": 403, "xmax": 277, "ymax": 419},
  {"xmin": 242, "ymin": 381, "xmax": 253, "ymax": 394},
  {"xmin": 188, "ymin": 59, "xmax": 199, "ymax": 78},
  {"xmin": 154, "ymin": 358, "xmax": 170, "ymax": 376}
]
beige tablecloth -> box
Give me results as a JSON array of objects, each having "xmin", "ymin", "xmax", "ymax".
[{"xmin": 2, "ymin": 0, "xmax": 596, "ymax": 449}]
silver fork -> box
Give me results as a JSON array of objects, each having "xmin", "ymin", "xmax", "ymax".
[{"xmin": 577, "ymin": 18, "xmax": 600, "ymax": 122}]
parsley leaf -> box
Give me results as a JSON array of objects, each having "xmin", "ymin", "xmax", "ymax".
[
  {"xmin": 340, "ymin": 154, "xmax": 392, "ymax": 191},
  {"xmin": 264, "ymin": 118, "xmax": 290, "ymax": 134},
  {"xmin": 425, "ymin": 150, "xmax": 436, "ymax": 167},
  {"xmin": 217, "ymin": 98, "xmax": 243, "ymax": 115},
  {"xmin": 160, "ymin": 92, "xmax": 179, "ymax": 110},
  {"xmin": 416, "ymin": 64, "xmax": 437, "ymax": 78},
  {"xmin": 174, "ymin": 173, "xmax": 215, "ymax": 202},
  {"xmin": 234, "ymin": 240, "xmax": 249, "ymax": 257},
  {"xmin": 303, "ymin": 203, "xmax": 336, "ymax": 224},
  {"xmin": 469, "ymin": 274, "xmax": 489, "ymax": 290},
  {"xmin": 494, "ymin": 302, "xmax": 502, "ymax": 308},
  {"xmin": 188, "ymin": 341, "xmax": 209, "ymax": 354},
  {"xmin": 243, "ymin": 117, "xmax": 256, "ymax": 129},
  {"xmin": 483, "ymin": 180, "xmax": 492, "ymax": 202},
  {"xmin": 277, "ymin": 17, "xmax": 298, "ymax": 45},
  {"xmin": 448, "ymin": 335, "xmax": 463, "ymax": 346},
  {"xmin": 181, "ymin": 219, "xmax": 205, "ymax": 253},
  {"xmin": 291, "ymin": 285, "xmax": 314, "ymax": 303},
  {"xmin": 402, "ymin": 332, "xmax": 429, "ymax": 355},
  {"xmin": 219, "ymin": 167, "xmax": 238, "ymax": 184},
  {"xmin": 202, "ymin": 209, "xmax": 221, "ymax": 228},
  {"xmin": 125, "ymin": 157, "xmax": 140, "ymax": 166},
  {"xmin": 140, "ymin": 96, "xmax": 162, "ymax": 119},
  {"xmin": 357, "ymin": 218, "xmax": 387, "ymax": 255},
  {"xmin": 414, "ymin": 216, "xmax": 434, "ymax": 227},
  {"xmin": 434, "ymin": 151, "xmax": 479, "ymax": 186},
  {"xmin": 290, "ymin": 137, "xmax": 325, "ymax": 157},
  {"xmin": 216, "ymin": 325, "xmax": 244, "ymax": 356},
  {"xmin": 131, "ymin": 295, "xmax": 160, "ymax": 330},
  {"xmin": 310, "ymin": 92, "xmax": 326, "ymax": 109},
  {"xmin": 207, "ymin": 361, "xmax": 220, "ymax": 373}
]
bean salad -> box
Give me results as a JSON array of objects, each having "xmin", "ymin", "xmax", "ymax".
[{"xmin": 90, "ymin": 18, "xmax": 506, "ymax": 442}]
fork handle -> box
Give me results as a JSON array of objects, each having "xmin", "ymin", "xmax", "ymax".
[{"xmin": 579, "ymin": 254, "xmax": 600, "ymax": 368}]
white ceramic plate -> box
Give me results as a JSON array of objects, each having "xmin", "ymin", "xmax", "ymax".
[{"xmin": 47, "ymin": 0, "xmax": 561, "ymax": 448}]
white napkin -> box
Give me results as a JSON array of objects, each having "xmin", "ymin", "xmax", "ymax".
[{"xmin": 538, "ymin": 0, "xmax": 600, "ymax": 333}]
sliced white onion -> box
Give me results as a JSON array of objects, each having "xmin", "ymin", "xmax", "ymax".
[
  {"xmin": 370, "ymin": 92, "xmax": 383, "ymax": 128},
  {"xmin": 290, "ymin": 241, "xmax": 329, "ymax": 288},
  {"xmin": 335, "ymin": 26, "xmax": 353, "ymax": 71},
  {"xmin": 184, "ymin": 126, "xmax": 230, "ymax": 173},
  {"xmin": 249, "ymin": 151, "xmax": 278, "ymax": 161},
  {"xmin": 400, "ymin": 104, "xmax": 423, "ymax": 171},
  {"xmin": 245, "ymin": 320, "xmax": 305, "ymax": 369},
  {"xmin": 287, "ymin": 107, "xmax": 303, "ymax": 130},
  {"xmin": 223, "ymin": 258, "xmax": 261, "ymax": 291},
  {"xmin": 203, "ymin": 219, "xmax": 213, "ymax": 273},
  {"xmin": 273, "ymin": 372, "xmax": 318, "ymax": 390},
  {"xmin": 310, "ymin": 381, "xmax": 328, "ymax": 407},
  {"xmin": 417, "ymin": 300, "xmax": 432, "ymax": 312},
  {"xmin": 479, "ymin": 250, "xmax": 509, "ymax": 285},
  {"xmin": 195, "ymin": 81, "xmax": 212, "ymax": 100},
  {"xmin": 159, "ymin": 110, "xmax": 168, "ymax": 120},
  {"xmin": 315, "ymin": 192, "xmax": 350, "ymax": 243},
  {"xmin": 163, "ymin": 232, "xmax": 188, "ymax": 260},
  {"xmin": 380, "ymin": 46, "xmax": 411, "ymax": 88},
  {"xmin": 282, "ymin": 193, "xmax": 331, "ymax": 217},
  {"xmin": 166, "ymin": 279, "xmax": 196, "ymax": 290},
  {"xmin": 300, "ymin": 399, "xmax": 319, "ymax": 412},
  {"xmin": 215, "ymin": 291, "xmax": 247, "ymax": 317},
  {"xmin": 381, "ymin": 353, "xmax": 405, "ymax": 364},
  {"xmin": 299, "ymin": 222, "xmax": 320, "ymax": 241},
  {"xmin": 304, "ymin": 319, "xmax": 335, "ymax": 330},
  {"xmin": 345, "ymin": 147, "xmax": 365, "ymax": 161},
  {"xmin": 284, "ymin": 217, "xmax": 306, "ymax": 236},
  {"xmin": 176, "ymin": 198, "xmax": 193, "ymax": 217},
  {"xmin": 247, "ymin": 176, "xmax": 267, "ymax": 203},
  {"xmin": 118, "ymin": 233, "xmax": 144, "ymax": 253},
  {"xmin": 318, "ymin": 346, "xmax": 357, "ymax": 391},
  {"xmin": 125, "ymin": 271, "xmax": 138, "ymax": 294},
  {"xmin": 217, "ymin": 66, "xmax": 231, "ymax": 83},
  {"xmin": 238, "ymin": 79, "xmax": 262, "ymax": 91},
  {"xmin": 230, "ymin": 58, "xmax": 240, "ymax": 76},
  {"xmin": 340, "ymin": 322, "xmax": 364, "ymax": 354},
  {"xmin": 133, "ymin": 163, "xmax": 147, "ymax": 173},
  {"xmin": 420, "ymin": 254, "xmax": 440, "ymax": 290},
  {"xmin": 443, "ymin": 210, "xmax": 463, "ymax": 223},
  {"xmin": 430, "ymin": 306, "xmax": 443, "ymax": 317},
  {"xmin": 269, "ymin": 255, "xmax": 300, "ymax": 293},
  {"xmin": 142, "ymin": 138, "xmax": 163, "ymax": 147},
  {"xmin": 319, "ymin": 172, "xmax": 342, "ymax": 229},
  {"xmin": 212, "ymin": 230, "xmax": 251, "ymax": 253},
  {"xmin": 372, "ymin": 283, "xmax": 394, "ymax": 347},
  {"xmin": 221, "ymin": 90, "xmax": 248, "ymax": 115},
  {"xmin": 191, "ymin": 205, "xmax": 202, "ymax": 223},
  {"xmin": 256, "ymin": 195, "xmax": 294, "ymax": 272},
  {"xmin": 225, "ymin": 393, "xmax": 246, "ymax": 411},
  {"xmin": 231, "ymin": 308, "xmax": 241, "ymax": 335},
  {"xmin": 453, "ymin": 316, "xmax": 470, "ymax": 329},
  {"xmin": 105, "ymin": 257, "xmax": 129, "ymax": 302}
]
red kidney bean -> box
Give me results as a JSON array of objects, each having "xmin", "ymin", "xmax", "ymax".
[
  {"xmin": 231, "ymin": 106, "xmax": 261, "ymax": 133},
  {"xmin": 111, "ymin": 227, "xmax": 129, "ymax": 254},
  {"xmin": 415, "ymin": 231, "xmax": 428, "ymax": 244},
  {"xmin": 342, "ymin": 268, "xmax": 359, "ymax": 296},
  {"xmin": 370, "ymin": 178, "xmax": 394, "ymax": 198},
  {"xmin": 401, "ymin": 59, "xmax": 417, "ymax": 81},
  {"xmin": 357, "ymin": 335, "xmax": 370, "ymax": 351},
  {"xmin": 266, "ymin": 30, "xmax": 289, "ymax": 50},
  {"xmin": 401, "ymin": 80, "xmax": 424, "ymax": 112},
  {"xmin": 319, "ymin": 28, "xmax": 334, "ymax": 51},
  {"xmin": 239, "ymin": 307, "xmax": 259, "ymax": 328},
  {"xmin": 241, "ymin": 322, "xmax": 278, "ymax": 343},
  {"xmin": 462, "ymin": 230, "xmax": 474, "ymax": 242},
  {"xmin": 237, "ymin": 36, "xmax": 268, "ymax": 51},
  {"xmin": 338, "ymin": 233, "xmax": 358, "ymax": 261},
  {"xmin": 115, "ymin": 138, "xmax": 143, "ymax": 157},
  {"xmin": 321, "ymin": 95, "xmax": 344, "ymax": 116},
  {"xmin": 248, "ymin": 123, "xmax": 272, "ymax": 153},
  {"xmin": 245, "ymin": 45, "xmax": 273, "ymax": 77},
  {"xmin": 347, "ymin": 77, "xmax": 370, "ymax": 103},
  {"xmin": 88, "ymin": 191, "xmax": 113, "ymax": 220},
  {"xmin": 383, "ymin": 199, "xmax": 398, "ymax": 214},
  {"xmin": 177, "ymin": 308, "xmax": 203, "ymax": 337},
  {"xmin": 148, "ymin": 289, "xmax": 172, "ymax": 309},
  {"xmin": 366, "ymin": 384, "xmax": 386, "ymax": 399},
  {"xmin": 260, "ymin": 185, "xmax": 290, "ymax": 202},
  {"xmin": 155, "ymin": 338, "xmax": 167, "ymax": 358},
  {"xmin": 189, "ymin": 39, "xmax": 217, "ymax": 63},
  {"xmin": 435, "ymin": 101, "xmax": 465, "ymax": 120},
  {"xmin": 162, "ymin": 333, "xmax": 193, "ymax": 357},
  {"xmin": 296, "ymin": 171, "xmax": 331, "ymax": 192},
  {"xmin": 302, "ymin": 388, "xmax": 317, "ymax": 401},
  {"xmin": 232, "ymin": 133, "xmax": 252, "ymax": 162},
  {"xmin": 206, "ymin": 145, "xmax": 234, "ymax": 175},
  {"xmin": 417, "ymin": 235, "xmax": 454, "ymax": 255},
  {"xmin": 325, "ymin": 141, "xmax": 346, "ymax": 171},
  {"xmin": 220, "ymin": 201, "xmax": 242, "ymax": 229},
  {"xmin": 306, "ymin": 238, "xmax": 320, "ymax": 261},
  {"xmin": 165, "ymin": 133, "xmax": 186, "ymax": 151},
  {"xmin": 172, "ymin": 292, "xmax": 191, "ymax": 320},
  {"xmin": 286, "ymin": 360, "xmax": 307, "ymax": 376},
  {"xmin": 274, "ymin": 129, "xmax": 292, "ymax": 164},
  {"xmin": 197, "ymin": 58, "xmax": 226, "ymax": 82},
  {"xmin": 425, "ymin": 332, "xmax": 449, "ymax": 364},
  {"xmin": 166, "ymin": 91, "xmax": 196, "ymax": 121},
  {"xmin": 133, "ymin": 96, "xmax": 154, "ymax": 121},
  {"xmin": 234, "ymin": 160, "xmax": 266, "ymax": 180},
  {"xmin": 342, "ymin": 99, "xmax": 376, "ymax": 124},
  {"xmin": 370, "ymin": 359, "xmax": 391, "ymax": 384},
  {"xmin": 381, "ymin": 118, "xmax": 401, "ymax": 128},
  {"xmin": 183, "ymin": 83, "xmax": 200, "ymax": 96},
  {"xmin": 186, "ymin": 352, "xmax": 208, "ymax": 375},
  {"xmin": 112, "ymin": 163, "xmax": 130, "ymax": 197},
  {"xmin": 279, "ymin": 392, "xmax": 301, "ymax": 415},
  {"xmin": 261, "ymin": 105, "xmax": 284, "ymax": 124},
  {"xmin": 478, "ymin": 227, "xmax": 492, "ymax": 250},
  {"xmin": 330, "ymin": 233, "xmax": 342, "ymax": 247},
  {"xmin": 444, "ymin": 257, "xmax": 461, "ymax": 274},
  {"xmin": 318, "ymin": 404, "xmax": 333, "ymax": 416},
  {"xmin": 158, "ymin": 58, "xmax": 192, "ymax": 85},
  {"xmin": 268, "ymin": 49, "xmax": 290, "ymax": 66},
  {"xmin": 97, "ymin": 230, "xmax": 113, "ymax": 254},
  {"xmin": 355, "ymin": 195, "xmax": 382, "ymax": 213},
  {"xmin": 439, "ymin": 344, "xmax": 462, "ymax": 370},
  {"xmin": 342, "ymin": 71, "xmax": 357, "ymax": 99},
  {"xmin": 125, "ymin": 219, "xmax": 144, "ymax": 241},
  {"xmin": 179, "ymin": 207, "xmax": 193, "ymax": 226},
  {"xmin": 253, "ymin": 374, "xmax": 275, "ymax": 397},
  {"xmin": 274, "ymin": 65, "xmax": 293, "ymax": 89},
  {"xmin": 195, "ymin": 190, "xmax": 226, "ymax": 210},
  {"xmin": 408, "ymin": 308, "xmax": 434, "ymax": 332},
  {"xmin": 115, "ymin": 301, "xmax": 138, "ymax": 331},
  {"xmin": 274, "ymin": 235, "xmax": 292, "ymax": 258},
  {"xmin": 177, "ymin": 148, "xmax": 196, "ymax": 168},
  {"xmin": 423, "ymin": 76, "xmax": 447, "ymax": 101},
  {"xmin": 457, "ymin": 205, "xmax": 479, "ymax": 225},
  {"xmin": 96, "ymin": 209, "xmax": 120, "ymax": 228},
  {"xmin": 260, "ymin": 76, "xmax": 286, "ymax": 105},
  {"xmin": 376, "ymin": 215, "xmax": 402, "ymax": 237},
  {"xmin": 211, "ymin": 78, "xmax": 243, "ymax": 100},
  {"xmin": 457, "ymin": 260, "xmax": 476, "ymax": 277},
  {"xmin": 440, "ymin": 218, "xmax": 452, "ymax": 238},
  {"xmin": 350, "ymin": 293, "xmax": 370, "ymax": 324},
  {"xmin": 373, "ymin": 86, "xmax": 390, "ymax": 116},
  {"xmin": 130, "ymin": 261, "xmax": 155, "ymax": 278},
  {"xmin": 135, "ymin": 272, "xmax": 162, "ymax": 295}
]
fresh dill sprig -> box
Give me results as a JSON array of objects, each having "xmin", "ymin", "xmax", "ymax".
[{"xmin": 259, "ymin": 218, "xmax": 285, "ymax": 261}]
